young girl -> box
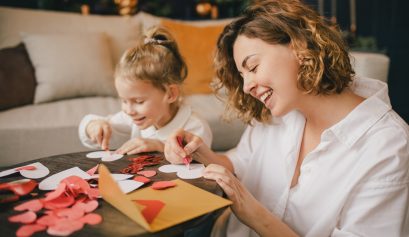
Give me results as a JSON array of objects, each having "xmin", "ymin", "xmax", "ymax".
[
  {"xmin": 165, "ymin": 0, "xmax": 409, "ymax": 236},
  {"xmin": 79, "ymin": 26, "xmax": 212, "ymax": 155}
]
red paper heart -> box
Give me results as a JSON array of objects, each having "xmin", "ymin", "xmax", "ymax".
[
  {"xmin": 16, "ymin": 224, "xmax": 46, "ymax": 237},
  {"xmin": 79, "ymin": 213, "xmax": 103, "ymax": 225},
  {"xmin": 151, "ymin": 181, "xmax": 177, "ymax": 190},
  {"xmin": 47, "ymin": 219, "xmax": 84, "ymax": 236},
  {"xmin": 133, "ymin": 176, "xmax": 151, "ymax": 184},
  {"xmin": 8, "ymin": 211, "xmax": 37, "ymax": 224},
  {"xmin": 72, "ymin": 200, "xmax": 99, "ymax": 213},
  {"xmin": 136, "ymin": 170, "xmax": 157, "ymax": 178},
  {"xmin": 44, "ymin": 182, "xmax": 67, "ymax": 201},
  {"xmin": 14, "ymin": 199, "xmax": 44, "ymax": 212},
  {"xmin": 133, "ymin": 200, "xmax": 165, "ymax": 224}
]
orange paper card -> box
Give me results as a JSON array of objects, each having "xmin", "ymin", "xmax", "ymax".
[{"xmin": 98, "ymin": 164, "xmax": 231, "ymax": 232}]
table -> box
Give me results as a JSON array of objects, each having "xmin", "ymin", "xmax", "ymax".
[{"xmin": 0, "ymin": 151, "xmax": 225, "ymax": 237}]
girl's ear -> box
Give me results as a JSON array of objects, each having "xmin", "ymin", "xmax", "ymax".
[{"xmin": 165, "ymin": 84, "xmax": 180, "ymax": 103}]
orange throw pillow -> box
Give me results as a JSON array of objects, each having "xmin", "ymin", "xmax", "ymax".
[{"xmin": 161, "ymin": 19, "xmax": 226, "ymax": 95}]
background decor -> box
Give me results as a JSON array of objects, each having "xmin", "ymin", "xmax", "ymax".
[{"xmin": 0, "ymin": 0, "xmax": 408, "ymax": 122}]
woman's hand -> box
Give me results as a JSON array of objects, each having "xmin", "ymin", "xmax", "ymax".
[
  {"xmin": 116, "ymin": 138, "xmax": 164, "ymax": 155},
  {"xmin": 86, "ymin": 120, "xmax": 111, "ymax": 150},
  {"xmin": 164, "ymin": 129, "xmax": 204, "ymax": 164},
  {"xmin": 203, "ymin": 164, "xmax": 264, "ymax": 227}
]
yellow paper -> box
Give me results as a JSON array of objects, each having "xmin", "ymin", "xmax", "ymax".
[{"xmin": 98, "ymin": 164, "xmax": 232, "ymax": 232}]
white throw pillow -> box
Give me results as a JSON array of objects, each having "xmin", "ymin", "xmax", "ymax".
[{"xmin": 22, "ymin": 32, "xmax": 116, "ymax": 104}]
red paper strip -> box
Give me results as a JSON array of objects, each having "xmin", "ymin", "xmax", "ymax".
[
  {"xmin": 86, "ymin": 164, "xmax": 99, "ymax": 176},
  {"xmin": 151, "ymin": 181, "xmax": 177, "ymax": 190},
  {"xmin": 133, "ymin": 200, "xmax": 165, "ymax": 224},
  {"xmin": 15, "ymin": 166, "xmax": 37, "ymax": 171}
]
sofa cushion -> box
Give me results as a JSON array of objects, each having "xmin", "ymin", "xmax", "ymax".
[
  {"xmin": 0, "ymin": 7, "xmax": 142, "ymax": 64},
  {"xmin": 22, "ymin": 32, "xmax": 117, "ymax": 103},
  {"xmin": 0, "ymin": 43, "xmax": 36, "ymax": 111},
  {"xmin": 161, "ymin": 19, "xmax": 226, "ymax": 95}
]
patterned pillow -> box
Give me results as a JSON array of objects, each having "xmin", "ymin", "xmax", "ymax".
[{"xmin": 0, "ymin": 43, "xmax": 36, "ymax": 111}]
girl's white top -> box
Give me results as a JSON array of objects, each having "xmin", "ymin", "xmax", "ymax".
[{"xmin": 79, "ymin": 104, "xmax": 212, "ymax": 149}]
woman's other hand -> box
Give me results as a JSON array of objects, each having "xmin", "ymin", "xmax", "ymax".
[{"xmin": 203, "ymin": 164, "xmax": 263, "ymax": 227}]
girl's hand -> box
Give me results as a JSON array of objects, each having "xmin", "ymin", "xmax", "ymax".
[
  {"xmin": 116, "ymin": 138, "xmax": 164, "ymax": 155},
  {"xmin": 164, "ymin": 129, "xmax": 204, "ymax": 164},
  {"xmin": 86, "ymin": 120, "xmax": 111, "ymax": 150},
  {"xmin": 203, "ymin": 164, "xmax": 264, "ymax": 227}
]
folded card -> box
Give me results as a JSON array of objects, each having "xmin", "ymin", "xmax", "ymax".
[{"xmin": 98, "ymin": 164, "xmax": 231, "ymax": 232}]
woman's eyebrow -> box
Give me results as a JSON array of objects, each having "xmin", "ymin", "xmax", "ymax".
[{"xmin": 241, "ymin": 54, "xmax": 257, "ymax": 69}]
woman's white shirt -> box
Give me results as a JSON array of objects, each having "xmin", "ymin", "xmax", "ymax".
[
  {"xmin": 79, "ymin": 104, "xmax": 213, "ymax": 149},
  {"xmin": 225, "ymin": 77, "xmax": 409, "ymax": 237}
]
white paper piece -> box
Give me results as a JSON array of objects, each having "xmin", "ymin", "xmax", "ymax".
[
  {"xmin": 39, "ymin": 167, "xmax": 91, "ymax": 191},
  {"xmin": 0, "ymin": 169, "xmax": 18, "ymax": 177},
  {"xmin": 101, "ymin": 153, "xmax": 123, "ymax": 162},
  {"xmin": 19, "ymin": 162, "xmax": 50, "ymax": 179},
  {"xmin": 86, "ymin": 151, "xmax": 123, "ymax": 162},
  {"xmin": 158, "ymin": 164, "xmax": 205, "ymax": 179},
  {"xmin": 0, "ymin": 162, "xmax": 49, "ymax": 179},
  {"xmin": 90, "ymin": 173, "xmax": 133, "ymax": 181},
  {"xmin": 86, "ymin": 151, "xmax": 108, "ymax": 159},
  {"xmin": 117, "ymin": 179, "xmax": 144, "ymax": 194}
]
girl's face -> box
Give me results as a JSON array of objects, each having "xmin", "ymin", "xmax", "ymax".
[
  {"xmin": 115, "ymin": 78, "xmax": 177, "ymax": 130},
  {"xmin": 233, "ymin": 35, "xmax": 302, "ymax": 117}
]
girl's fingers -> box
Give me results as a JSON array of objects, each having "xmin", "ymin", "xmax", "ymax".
[
  {"xmin": 127, "ymin": 147, "xmax": 141, "ymax": 155},
  {"xmin": 96, "ymin": 128, "xmax": 103, "ymax": 146},
  {"xmin": 101, "ymin": 125, "xmax": 111, "ymax": 150}
]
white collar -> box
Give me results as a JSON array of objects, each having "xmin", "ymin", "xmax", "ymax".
[
  {"xmin": 329, "ymin": 76, "xmax": 391, "ymax": 147},
  {"xmin": 140, "ymin": 104, "xmax": 192, "ymax": 142}
]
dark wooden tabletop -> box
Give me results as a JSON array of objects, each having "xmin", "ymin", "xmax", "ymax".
[{"xmin": 0, "ymin": 151, "xmax": 225, "ymax": 237}]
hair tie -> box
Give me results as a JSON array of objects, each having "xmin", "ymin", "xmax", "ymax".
[{"xmin": 144, "ymin": 38, "xmax": 164, "ymax": 45}]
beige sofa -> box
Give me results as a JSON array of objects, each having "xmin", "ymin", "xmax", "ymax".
[{"xmin": 0, "ymin": 7, "xmax": 389, "ymax": 167}]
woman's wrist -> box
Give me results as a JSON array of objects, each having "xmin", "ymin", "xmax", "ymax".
[{"xmin": 250, "ymin": 204, "xmax": 299, "ymax": 237}]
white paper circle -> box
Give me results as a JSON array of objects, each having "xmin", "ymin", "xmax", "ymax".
[
  {"xmin": 101, "ymin": 153, "xmax": 123, "ymax": 162},
  {"xmin": 86, "ymin": 151, "xmax": 108, "ymax": 159}
]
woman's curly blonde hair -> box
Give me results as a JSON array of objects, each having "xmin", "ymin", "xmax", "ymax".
[{"xmin": 214, "ymin": 0, "xmax": 354, "ymax": 124}]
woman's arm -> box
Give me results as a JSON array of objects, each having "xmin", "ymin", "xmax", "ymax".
[{"xmin": 204, "ymin": 164, "xmax": 299, "ymax": 237}]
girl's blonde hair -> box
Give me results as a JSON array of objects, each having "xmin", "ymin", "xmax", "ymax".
[
  {"xmin": 115, "ymin": 26, "xmax": 187, "ymax": 91},
  {"xmin": 214, "ymin": 0, "xmax": 354, "ymax": 124}
]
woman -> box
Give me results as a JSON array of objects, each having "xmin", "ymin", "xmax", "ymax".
[{"xmin": 165, "ymin": 0, "xmax": 409, "ymax": 236}]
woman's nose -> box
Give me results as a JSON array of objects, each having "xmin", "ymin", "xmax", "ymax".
[{"xmin": 242, "ymin": 74, "xmax": 256, "ymax": 94}]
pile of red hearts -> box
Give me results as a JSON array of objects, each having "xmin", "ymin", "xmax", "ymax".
[
  {"xmin": 8, "ymin": 175, "xmax": 102, "ymax": 237},
  {"xmin": 121, "ymin": 154, "xmax": 162, "ymax": 174}
]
